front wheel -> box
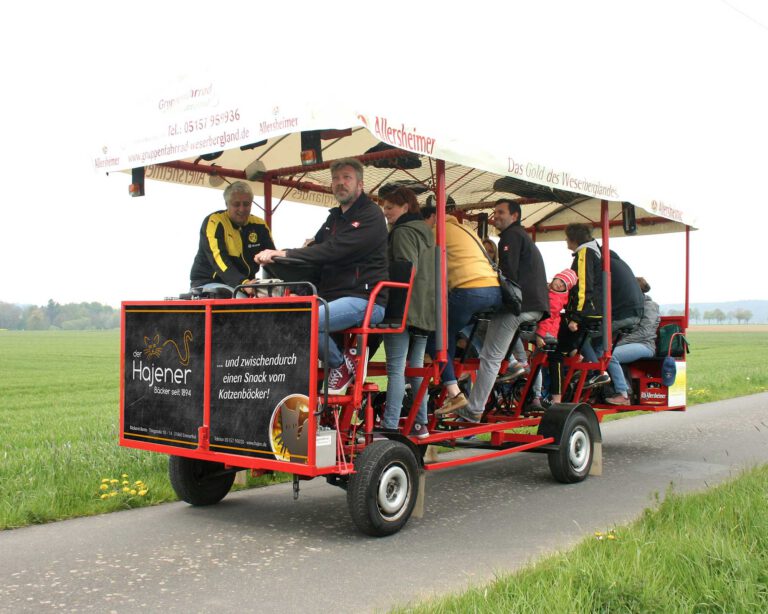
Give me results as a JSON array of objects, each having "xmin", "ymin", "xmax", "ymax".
[
  {"xmin": 347, "ymin": 440, "xmax": 420, "ymax": 536},
  {"xmin": 547, "ymin": 413, "xmax": 594, "ymax": 483},
  {"xmin": 169, "ymin": 456, "xmax": 236, "ymax": 505}
]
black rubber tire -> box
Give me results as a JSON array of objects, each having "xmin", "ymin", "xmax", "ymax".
[
  {"xmin": 547, "ymin": 412, "xmax": 594, "ymax": 483},
  {"xmin": 347, "ymin": 440, "xmax": 419, "ymax": 536},
  {"xmin": 168, "ymin": 456, "xmax": 236, "ymax": 506}
]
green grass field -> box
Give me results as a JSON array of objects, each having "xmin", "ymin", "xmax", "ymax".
[
  {"xmin": 398, "ymin": 464, "xmax": 768, "ymax": 613},
  {"xmin": 0, "ymin": 328, "xmax": 766, "ymax": 530}
]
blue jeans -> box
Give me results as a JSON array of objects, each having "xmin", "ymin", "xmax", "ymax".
[
  {"xmin": 318, "ymin": 297, "xmax": 384, "ymax": 368},
  {"xmin": 607, "ymin": 343, "xmax": 654, "ymax": 395},
  {"xmin": 383, "ymin": 331, "xmax": 429, "ymax": 428},
  {"xmin": 442, "ymin": 286, "xmax": 502, "ymax": 386}
]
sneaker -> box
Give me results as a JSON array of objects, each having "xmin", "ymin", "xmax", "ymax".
[
  {"xmin": 605, "ymin": 394, "xmax": 630, "ymax": 405},
  {"xmin": 435, "ymin": 392, "xmax": 469, "ymax": 416},
  {"xmin": 327, "ymin": 350, "xmax": 356, "ymax": 395},
  {"xmin": 409, "ymin": 423, "xmax": 430, "ymax": 439},
  {"xmin": 496, "ymin": 364, "xmax": 526, "ymax": 384},
  {"xmin": 585, "ymin": 372, "xmax": 610, "ymax": 388},
  {"xmin": 455, "ymin": 406, "xmax": 482, "ymax": 423},
  {"xmin": 528, "ymin": 397, "xmax": 543, "ymax": 409}
]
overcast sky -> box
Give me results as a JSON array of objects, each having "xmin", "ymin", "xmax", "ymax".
[{"xmin": 2, "ymin": 1, "xmax": 766, "ymax": 308}]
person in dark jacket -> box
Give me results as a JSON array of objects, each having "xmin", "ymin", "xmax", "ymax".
[
  {"xmin": 603, "ymin": 277, "xmax": 660, "ymax": 404},
  {"xmin": 190, "ymin": 181, "xmax": 275, "ymax": 295},
  {"xmin": 454, "ymin": 199, "xmax": 549, "ymax": 422},
  {"xmin": 254, "ymin": 158, "xmax": 388, "ymax": 394},
  {"xmin": 378, "ymin": 187, "xmax": 435, "ymax": 439}
]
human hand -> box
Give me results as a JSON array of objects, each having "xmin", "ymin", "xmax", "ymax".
[
  {"xmin": 254, "ymin": 249, "xmax": 286, "ymax": 265},
  {"xmin": 535, "ymin": 336, "xmax": 545, "ymax": 348}
]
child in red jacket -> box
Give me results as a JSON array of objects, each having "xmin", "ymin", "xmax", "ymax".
[
  {"xmin": 529, "ymin": 269, "xmax": 577, "ymax": 407},
  {"xmin": 536, "ymin": 269, "xmax": 577, "ymax": 347}
]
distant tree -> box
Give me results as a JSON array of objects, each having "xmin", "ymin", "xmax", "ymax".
[
  {"xmin": 713, "ymin": 308, "xmax": 726, "ymax": 324},
  {"xmin": 24, "ymin": 306, "xmax": 49, "ymax": 330},
  {"xmin": 0, "ymin": 302, "xmax": 23, "ymax": 329},
  {"xmin": 667, "ymin": 308, "xmax": 685, "ymax": 317},
  {"xmin": 734, "ymin": 308, "xmax": 753, "ymax": 324},
  {"xmin": 45, "ymin": 299, "xmax": 61, "ymax": 326},
  {"xmin": 726, "ymin": 310, "xmax": 736, "ymax": 323},
  {"xmin": 689, "ymin": 307, "xmax": 700, "ymax": 322},
  {"xmin": 703, "ymin": 310, "xmax": 715, "ymax": 324}
]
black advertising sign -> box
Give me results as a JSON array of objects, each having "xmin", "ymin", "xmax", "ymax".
[
  {"xmin": 209, "ymin": 303, "xmax": 312, "ymax": 461},
  {"xmin": 122, "ymin": 305, "xmax": 206, "ymax": 449}
]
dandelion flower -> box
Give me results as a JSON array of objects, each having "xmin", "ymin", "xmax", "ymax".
[
  {"xmin": 100, "ymin": 494, "xmax": 109, "ymax": 500},
  {"xmin": 607, "ymin": 534, "xmax": 617, "ymax": 540},
  {"xmin": 122, "ymin": 481, "xmax": 129, "ymax": 486},
  {"xmin": 109, "ymin": 491, "xmax": 118, "ymax": 497},
  {"xmin": 100, "ymin": 484, "xmax": 108, "ymax": 491},
  {"xmin": 121, "ymin": 473, "xmax": 128, "ymax": 478},
  {"xmin": 139, "ymin": 490, "xmax": 148, "ymax": 496},
  {"xmin": 101, "ymin": 478, "xmax": 110, "ymax": 483},
  {"xmin": 122, "ymin": 487, "xmax": 130, "ymax": 493},
  {"xmin": 110, "ymin": 479, "xmax": 118, "ymax": 484},
  {"xmin": 134, "ymin": 480, "xmax": 143, "ymax": 486},
  {"xmin": 130, "ymin": 489, "xmax": 137, "ymax": 496}
]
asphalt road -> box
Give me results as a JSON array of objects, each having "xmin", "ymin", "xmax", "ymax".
[{"xmin": 2, "ymin": 393, "xmax": 767, "ymax": 613}]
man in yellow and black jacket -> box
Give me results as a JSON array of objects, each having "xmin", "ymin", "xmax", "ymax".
[{"xmin": 190, "ymin": 181, "xmax": 275, "ymax": 292}]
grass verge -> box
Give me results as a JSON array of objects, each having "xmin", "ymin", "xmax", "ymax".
[{"xmin": 395, "ymin": 464, "xmax": 768, "ymax": 613}]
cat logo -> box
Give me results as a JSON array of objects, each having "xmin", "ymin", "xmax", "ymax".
[
  {"xmin": 142, "ymin": 331, "xmax": 193, "ymax": 366},
  {"xmin": 248, "ymin": 231, "xmax": 258, "ymax": 243}
]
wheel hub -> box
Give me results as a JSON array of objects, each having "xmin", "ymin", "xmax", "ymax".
[
  {"xmin": 568, "ymin": 426, "xmax": 590, "ymax": 472},
  {"xmin": 377, "ymin": 464, "xmax": 409, "ymax": 516}
]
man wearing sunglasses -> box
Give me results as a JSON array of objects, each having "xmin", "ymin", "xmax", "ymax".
[{"xmin": 190, "ymin": 181, "xmax": 275, "ymax": 295}]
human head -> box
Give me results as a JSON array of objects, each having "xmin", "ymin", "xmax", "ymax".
[
  {"xmin": 552, "ymin": 268, "xmax": 577, "ymax": 293},
  {"xmin": 565, "ymin": 223, "xmax": 593, "ymax": 251},
  {"xmin": 482, "ymin": 239, "xmax": 497, "ymax": 261},
  {"xmin": 330, "ymin": 158, "xmax": 364, "ymax": 208},
  {"xmin": 380, "ymin": 187, "xmax": 420, "ymax": 226},
  {"xmin": 420, "ymin": 205, "xmax": 437, "ymax": 229},
  {"xmin": 493, "ymin": 199, "xmax": 521, "ymax": 232},
  {"xmin": 223, "ymin": 181, "xmax": 254, "ymax": 226},
  {"xmin": 636, "ymin": 277, "xmax": 651, "ymax": 293}
]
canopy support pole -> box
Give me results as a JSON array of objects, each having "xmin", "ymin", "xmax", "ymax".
[
  {"xmin": 685, "ymin": 226, "xmax": 690, "ymax": 328},
  {"xmin": 264, "ymin": 179, "xmax": 272, "ymax": 230},
  {"xmin": 601, "ymin": 200, "xmax": 612, "ymax": 356},
  {"xmin": 434, "ymin": 159, "xmax": 447, "ymax": 364}
]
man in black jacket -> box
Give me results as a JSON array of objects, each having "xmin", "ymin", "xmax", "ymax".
[
  {"xmin": 457, "ymin": 199, "xmax": 549, "ymax": 422},
  {"xmin": 190, "ymin": 181, "xmax": 275, "ymax": 295},
  {"xmin": 255, "ymin": 158, "xmax": 388, "ymax": 394}
]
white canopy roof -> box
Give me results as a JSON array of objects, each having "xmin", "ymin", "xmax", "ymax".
[{"xmin": 92, "ymin": 2, "xmax": 768, "ymax": 238}]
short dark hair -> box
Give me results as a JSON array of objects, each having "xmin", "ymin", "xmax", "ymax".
[
  {"xmin": 420, "ymin": 205, "xmax": 436, "ymax": 219},
  {"xmin": 565, "ymin": 223, "xmax": 593, "ymax": 246},
  {"xmin": 495, "ymin": 198, "xmax": 521, "ymax": 222},
  {"xmin": 329, "ymin": 157, "xmax": 364, "ymax": 181}
]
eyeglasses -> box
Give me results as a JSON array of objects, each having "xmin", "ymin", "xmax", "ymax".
[{"xmin": 230, "ymin": 200, "xmax": 253, "ymax": 208}]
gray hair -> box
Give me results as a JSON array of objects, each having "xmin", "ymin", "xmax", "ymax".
[
  {"xmin": 329, "ymin": 158, "xmax": 364, "ymax": 181},
  {"xmin": 223, "ymin": 181, "xmax": 254, "ymax": 204}
]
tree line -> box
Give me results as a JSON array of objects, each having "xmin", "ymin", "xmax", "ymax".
[
  {"xmin": 0, "ymin": 300, "xmax": 119, "ymax": 330},
  {"xmin": 665, "ymin": 307, "xmax": 754, "ymax": 324}
]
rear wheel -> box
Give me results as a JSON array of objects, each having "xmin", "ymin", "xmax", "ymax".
[
  {"xmin": 548, "ymin": 413, "xmax": 594, "ymax": 483},
  {"xmin": 347, "ymin": 440, "xmax": 419, "ymax": 536},
  {"xmin": 169, "ymin": 456, "xmax": 236, "ymax": 505}
]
